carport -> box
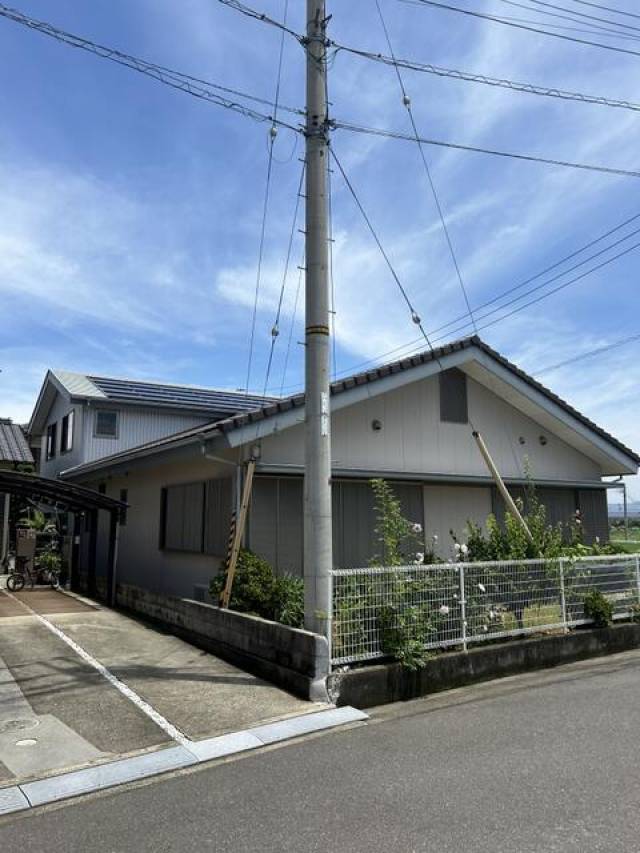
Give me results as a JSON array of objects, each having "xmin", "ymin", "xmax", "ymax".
[{"xmin": 0, "ymin": 470, "xmax": 126, "ymax": 605}]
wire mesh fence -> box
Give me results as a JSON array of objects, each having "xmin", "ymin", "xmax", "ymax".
[{"xmin": 331, "ymin": 554, "xmax": 640, "ymax": 665}]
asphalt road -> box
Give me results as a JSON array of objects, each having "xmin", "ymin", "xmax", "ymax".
[{"xmin": 2, "ymin": 650, "xmax": 640, "ymax": 852}]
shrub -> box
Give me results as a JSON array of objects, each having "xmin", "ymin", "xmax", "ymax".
[
  {"xmin": 582, "ymin": 589, "xmax": 614, "ymax": 628},
  {"xmin": 210, "ymin": 550, "xmax": 304, "ymax": 628}
]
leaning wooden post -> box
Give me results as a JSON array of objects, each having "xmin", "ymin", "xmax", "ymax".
[
  {"xmin": 220, "ymin": 458, "xmax": 256, "ymax": 609},
  {"xmin": 472, "ymin": 430, "xmax": 535, "ymax": 546}
]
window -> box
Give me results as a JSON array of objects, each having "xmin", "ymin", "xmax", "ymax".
[
  {"xmin": 60, "ymin": 410, "xmax": 74, "ymax": 453},
  {"xmin": 46, "ymin": 422, "xmax": 57, "ymax": 460},
  {"xmin": 119, "ymin": 489, "xmax": 128, "ymax": 527},
  {"xmin": 160, "ymin": 477, "xmax": 233, "ymax": 555},
  {"xmin": 95, "ymin": 410, "xmax": 118, "ymax": 438},
  {"xmin": 439, "ymin": 368, "xmax": 468, "ymax": 424}
]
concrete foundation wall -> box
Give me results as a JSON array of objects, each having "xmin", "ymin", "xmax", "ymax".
[
  {"xmin": 330, "ymin": 623, "xmax": 640, "ymax": 708},
  {"xmin": 116, "ymin": 583, "xmax": 330, "ymax": 700}
]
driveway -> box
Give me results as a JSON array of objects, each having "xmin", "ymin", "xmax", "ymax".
[{"xmin": 0, "ymin": 587, "xmax": 313, "ymax": 787}]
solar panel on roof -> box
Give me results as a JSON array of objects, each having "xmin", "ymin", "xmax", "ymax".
[{"xmin": 87, "ymin": 376, "xmax": 276, "ymax": 416}]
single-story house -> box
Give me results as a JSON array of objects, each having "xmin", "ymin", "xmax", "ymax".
[{"xmin": 55, "ymin": 336, "xmax": 639, "ymax": 602}]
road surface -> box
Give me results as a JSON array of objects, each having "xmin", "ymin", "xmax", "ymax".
[{"xmin": 2, "ymin": 650, "xmax": 640, "ymax": 852}]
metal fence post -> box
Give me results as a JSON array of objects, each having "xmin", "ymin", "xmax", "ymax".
[
  {"xmin": 459, "ymin": 564, "xmax": 468, "ymax": 652},
  {"xmin": 635, "ymin": 555, "xmax": 640, "ymax": 605},
  {"xmin": 559, "ymin": 558, "xmax": 568, "ymax": 633}
]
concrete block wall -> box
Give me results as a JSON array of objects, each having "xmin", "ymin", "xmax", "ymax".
[{"xmin": 116, "ymin": 584, "xmax": 330, "ymax": 701}]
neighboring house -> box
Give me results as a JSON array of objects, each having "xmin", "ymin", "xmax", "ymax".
[
  {"xmin": 0, "ymin": 419, "xmax": 35, "ymax": 562},
  {"xmin": 53, "ymin": 336, "xmax": 640, "ymax": 603},
  {"xmin": 28, "ymin": 370, "xmax": 274, "ymax": 479}
]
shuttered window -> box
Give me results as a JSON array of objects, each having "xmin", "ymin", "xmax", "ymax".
[
  {"xmin": 578, "ymin": 489, "xmax": 609, "ymax": 544},
  {"xmin": 439, "ymin": 368, "xmax": 468, "ymax": 424},
  {"xmin": 204, "ymin": 478, "xmax": 233, "ymax": 556},
  {"xmin": 161, "ymin": 477, "xmax": 233, "ymax": 554},
  {"xmin": 248, "ymin": 477, "xmax": 303, "ymax": 575}
]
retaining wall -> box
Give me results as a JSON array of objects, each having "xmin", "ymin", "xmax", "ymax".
[
  {"xmin": 116, "ymin": 583, "xmax": 330, "ymax": 701},
  {"xmin": 329, "ymin": 623, "xmax": 640, "ymax": 708}
]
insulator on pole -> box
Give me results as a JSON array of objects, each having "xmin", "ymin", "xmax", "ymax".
[{"xmin": 411, "ymin": 310, "xmax": 421, "ymax": 325}]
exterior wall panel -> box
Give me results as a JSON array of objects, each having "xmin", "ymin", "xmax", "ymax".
[{"xmin": 260, "ymin": 374, "xmax": 603, "ymax": 483}]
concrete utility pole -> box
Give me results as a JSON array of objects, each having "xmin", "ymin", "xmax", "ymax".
[{"xmin": 304, "ymin": 0, "xmax": 333, "ymax": 642}]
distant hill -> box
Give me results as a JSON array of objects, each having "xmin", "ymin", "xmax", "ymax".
[{"xmin": 609, "ymin": 501, "xmax": 640, "ymax": 519}]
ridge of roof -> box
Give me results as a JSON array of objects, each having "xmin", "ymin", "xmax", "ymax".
[{"xmin": 60, "ymin": 336, "xmax": 640, "ymax": 478}]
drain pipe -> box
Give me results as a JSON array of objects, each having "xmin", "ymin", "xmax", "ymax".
[{"xmin": 611, "ymin": 476, "xmax": 628, "ymax": 540}]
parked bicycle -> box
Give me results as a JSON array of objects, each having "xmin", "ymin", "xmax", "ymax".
[{"xmin": 6, "ymin": 556, "xmax": 60, "ymax": 591}]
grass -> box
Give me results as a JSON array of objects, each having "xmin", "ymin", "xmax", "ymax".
[{"xmin": 609, "ymin": 528, "xmax": 640, "ymax": 554}]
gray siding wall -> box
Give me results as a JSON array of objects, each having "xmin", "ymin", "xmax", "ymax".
[
  {"xmin": 82, "ymin": 405, "xmax": 208, "ymax": 465},
  {"xmin": 260, "ymin": 374, "xmax": 603, "ymax": 482},
  {"xmin": 39, "ymin": 395, "xmax": 84, "ymax": 478}
]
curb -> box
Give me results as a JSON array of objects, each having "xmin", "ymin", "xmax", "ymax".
[{"xmin": 0, "ymin": 706, "xmax": 368, "ymax": 816}]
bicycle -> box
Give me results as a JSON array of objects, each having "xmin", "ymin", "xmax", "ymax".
[{"xmin": 7, "ymin": 557, "xmax": 60, "ymax": 592}]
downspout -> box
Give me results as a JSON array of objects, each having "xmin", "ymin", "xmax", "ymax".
[{"xmin": 612, "ymin": 476, "xmax": 628, "ymax": 540}]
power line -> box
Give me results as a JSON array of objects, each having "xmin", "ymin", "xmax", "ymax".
[
  {"xmin": 535, "ymin": 332, "xmax": 640, "ymax": 375},
  {"xmin": 428, "ymin": 212, "xmax": 640, "ymax": 338},
  {"xmin": 245, "ymin": 0, "xmax": 291, "ymax": 395},
  {"xmin": 524, "ymin": 0, "xmax": 640, "ymax": 33},
  {"xmin": 567, "ymin": 0, "xmax": 640, "ymax": 22},
  {"xmin": 486, "ymin": 0, "xmax": 640, "ymax": 39},
  {"xmin": 334, "ymin": 119, "xmax": 640, "ymax": 179},
  {"xmin": 374, "ymin": 0, "xmax": 478, "ymax": 334},
  {"xmin": 273, "ymin": 216, "xmax": 640, "ymax": 389},
  {"xmin": 334, "ymin": 44, "xmax": 640, "ymax": 113},
  {"xmin": 216, "ymin": 0, "xmax": 303, "ymax": 42},
  {"xmin": 330, "ymin": 147, "xmax": 440, "ymax": 355},
  {"xmin": 0, "ymin": 3, "xmax": 304, "ymax": 130},
  {"xmin": 261, "ymin": 161, "xmax": 305, "ymax": 398},
  {"xmin": 402, "ymin": 0, "xmax": 640, "ymax": 58},
  {"xmin": 279, "ymin": 247, "xmax": 305, "ymax": 395}
]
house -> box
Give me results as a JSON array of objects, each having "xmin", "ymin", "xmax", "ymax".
[
  {"xmin": 28, "ymin": 370, "xmax": 275, "ymax": 480},
  {"xmin": 0, "ymin": 419, "xmax": 35, "ymax": 564},
  {"xmin": 46, "ymin": 336, "xmax": 638, "ymax": 603}
]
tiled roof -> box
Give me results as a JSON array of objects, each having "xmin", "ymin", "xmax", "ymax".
[
  {"xmin": 60, "ymin": 336, "xmax": 640, "ymax": 477},
  {"xmin": 0, "ymin": 422, "xmax": 34, "ymax": 464}
]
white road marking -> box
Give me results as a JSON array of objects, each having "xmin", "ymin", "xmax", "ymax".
[{"xmin": 3, "ymin": 591, "xmax": 190, "ymax": 747}]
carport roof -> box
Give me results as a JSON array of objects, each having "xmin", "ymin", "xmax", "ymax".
[{"xmin": 0, "ymin": 469, "xmax": 126, "ymax": 513}]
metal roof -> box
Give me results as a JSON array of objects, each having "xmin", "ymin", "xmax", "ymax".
[
  {"xmin": 60, "ymin": 336, "xmax": 640, "ymax": 478},
  {"xmin": 85, "ymin": 375, "xmax": 275, "ymax": 415},
  {"xmin": 0, "ymin": 470, "xmax": 126, "ymax": 513},
  {"xmin": 0, "ymin": 422, "xmax": 34, "ymax": 464}
]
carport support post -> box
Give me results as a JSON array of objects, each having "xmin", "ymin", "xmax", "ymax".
[
  {"xmin": 1, "ymin": 492, "xmax": 9, "ymax": 569},
  {"xmin": 304, "ymin": 0, "xmax": 333, "ymax": 645},
  {"xmin": 107, "ymin": 509, "xmax": 120, "ymax": 607}
]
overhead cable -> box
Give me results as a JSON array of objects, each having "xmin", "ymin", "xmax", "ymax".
[
  {"xmin": 334, "ymin": 120, "xmax": 640, "ymax": 179},
  {"xmin": 402, "ymin": 0, "xmax": 640, "ymax": 58},
  {"xmin": 0, "ymin": 3, "xmax": 303, "ymax": 129},
  {"xmin": 333, "ymin": 43, "xmax": 640, "ymax": 113},
  {"xmin": 245, "ymin": 0, "xmax": 291, "ymax": 396},
  {"xmin": 216, "ymin": 0, "xmax": 303, "ymax": 42},
  {"xmin": 374, "ymin": 0, "xmax": 477, "ymax": 333},
  {"xmin": 331, "ymin": 147, "xmax": 440, "ymax": 355}
]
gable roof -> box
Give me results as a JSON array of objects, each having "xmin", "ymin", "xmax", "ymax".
[
  {"xmin": 0, "ymin": 421, "xmax": 34, "ymax": 465},
  {"xmin": 59, "ymin": 336, "xmax": 640, "ymax": 480},
  {"xmin": 28, "ymin": 368, "xmax": 277, "ymax": 435}
]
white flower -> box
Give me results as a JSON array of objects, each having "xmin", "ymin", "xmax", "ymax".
[
  {"xmin": 453, "ymin": 593, "xmax": 459, "ymax": 600},
  {"xmin": 489, "ymin": 610, "xmax": 496, "ymax": 620},
  {"xmin": 595, "ymin": 536, "xmax": 600, "ymax": 544},
  {"xmin": 414, "ymin": 552, "xmax": 424, "ymax": 564},
  {"xmin": 432, "ymin": 534, "xmax": 439, "ymax": 544},
  {"xmin": 439, "ymin": 605, "xmax": 450, "ymax": 616},
  {"xmin": 460, "ymin": 544, "xmax": 469, "ymax": 557},
  {"xmin": 411, "ymin": 522, "xmax": 423, "ymax": 534},
  {"xmin": 482, "ymin": 625, "xmax": 488, "ymax": 632},
  {"xmin": 478, "ymin": 583, "xmax": 486, "ymax": 593},
  {"xmin": 454, "ymin": 542, "xmax": 461, "ymax": 552}
]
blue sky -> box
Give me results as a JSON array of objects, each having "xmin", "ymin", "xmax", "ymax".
[{"xmin": 0, "ymin": 0, "xmax": 638, "ymax": 500}]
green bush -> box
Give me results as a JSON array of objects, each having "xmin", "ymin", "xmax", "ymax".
[
  {"xmin": 582, "ymin": 589, "xmax": 614, "ymax": 628},
  {"xmin": 210, "ymin": 550, "xmax": 304, "ymax": 628}
]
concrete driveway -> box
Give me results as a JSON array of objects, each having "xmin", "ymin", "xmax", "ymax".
[{"xmin": 0, "ymin": 587, "xmax": 312, "ymax": 788}]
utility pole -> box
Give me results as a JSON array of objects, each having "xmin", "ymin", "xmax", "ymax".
[{"xmin": 304, "ymin": 0, "xmax": 332, "ymax": 643}]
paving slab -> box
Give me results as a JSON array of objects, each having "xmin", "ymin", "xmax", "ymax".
[{"xmin": 0, "ymin": 785, "xmax": 28, "ymax": 816}]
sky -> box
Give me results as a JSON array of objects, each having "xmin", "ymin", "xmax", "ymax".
[{"xmin": 0, "ymin": 0, "xmax": 638, "ymax": 502}]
